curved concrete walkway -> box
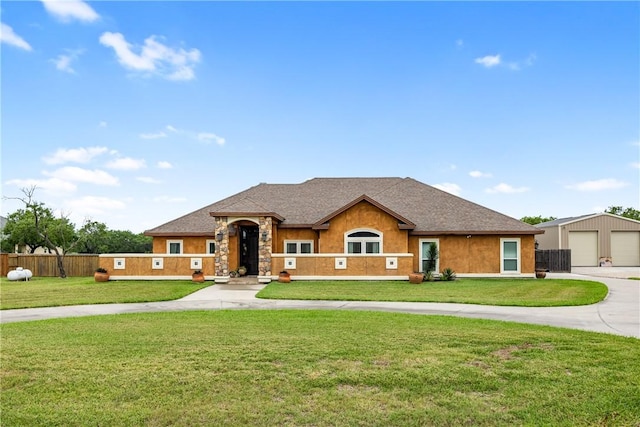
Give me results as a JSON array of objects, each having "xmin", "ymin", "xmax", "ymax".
[{"xmin": 2, "ymin": 273, "xmax": 638, "ymax": 338}]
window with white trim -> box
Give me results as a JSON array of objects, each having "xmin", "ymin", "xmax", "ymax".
[
  {"xmin": 501, "ymin": 238, "xmax": 521, "ymax": 273},
  {"xmin": 346, "ymin": 230, "xmax": 382, "ymax": 254},
  {"xmin": 167, "ymin": 240, "xmax": 183, "ymax": 254},
  {"xmin": 206, "ymin": 240, "xmax": 216, "ymax": 254},
  {"xmin": 419, "ymin": 239, "xmax": 440, "ymax": 273},
  {"xmin": 285, "ymin": 240, "xmax": 313, "ymax": 254}
]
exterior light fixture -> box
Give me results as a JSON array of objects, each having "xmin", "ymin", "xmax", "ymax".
[
  {"xmin": 262, "ymin": 231, "xmax": 268, "ymax": 241},
  {"xmin": 216, "ymin": 231, "xmax": 224, "ymax": 242}
]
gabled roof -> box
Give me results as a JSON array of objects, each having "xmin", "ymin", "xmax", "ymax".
[
  {"xmin": 145, "ymin": 177, "xmax": 542, "ymax": 236},
  {"xmin": 311, "ymin": 195, "xmax": 416, "ymax": 230},
  {"xmin": 536, "ymin": 212, "xmax": 640, "ymax": 228}
]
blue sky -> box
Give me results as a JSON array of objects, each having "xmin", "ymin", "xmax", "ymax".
[{"xmin": 2, "ymin": 1, "xmax": 638, "ymax": 233}]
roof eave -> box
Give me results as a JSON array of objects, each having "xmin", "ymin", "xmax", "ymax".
[{"xmin": 209, "ymin": 211, "xmax": 285, "ymax": 222}]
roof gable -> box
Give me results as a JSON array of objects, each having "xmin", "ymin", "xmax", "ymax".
[
  {"xmin": 311, "ymin": 195, "xmax": 416, "ymax": 230},
  {"xmin": 536, "ymin": 212, "xmax": 640, "ymax": 228}
]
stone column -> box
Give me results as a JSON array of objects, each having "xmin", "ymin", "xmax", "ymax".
[
  {"xmin": 258, "ymin": 216, "xmax": 273, "ymax": 281},
  {"xmin": 214, "ymin": 216, "xmax": 229, "ymax": 280}
]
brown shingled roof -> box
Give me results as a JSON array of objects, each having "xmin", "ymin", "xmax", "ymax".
[{"xmin": 144, "ymin": 177, "xmax": 542, "ymax": 236}]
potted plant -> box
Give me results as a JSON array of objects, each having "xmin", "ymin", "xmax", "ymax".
[
  {"xmin": 278, "ymin": 270, "xmax": 291, "ymax": 283},
  {"xmin": 535, "ymin": 269, "xmax": 547, "ymax": 279},
  {"xmin": 237, "ymin": 266, "xmax": 247, "ymax": 276},
  {"xmin": 408, "ymin": 272, "xmax": 424, "ymax": 284},
  {"xmin": 94, "ymin": 267, "xmax": 109, "ymax": 282},
  {"xmin": 192, "ymin": 269, "xmax": 205, "ymax": 283}
]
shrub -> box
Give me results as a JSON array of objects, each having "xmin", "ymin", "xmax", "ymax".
[
  {"xmin": 95, "ymin": 267, "xmax": 108, "ymax": 274},
  {"xmin": 440, "ymin": 268, "xmax": 456, "ymax": 281}
]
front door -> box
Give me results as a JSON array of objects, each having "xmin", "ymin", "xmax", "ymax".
[{"xmin": 239, "ymin": 226, "xmax": 259, "ymax": 275}]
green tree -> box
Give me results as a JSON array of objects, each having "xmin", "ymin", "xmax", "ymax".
[
  {"xmin": 2, "ymin": 208, "xmax": 49, "ymax": 253},
  {"xmin": 605, "ymin": 206, "xmax": 640, "ymax": 221},
  {"xmin": 520, "ymin": 215, "xmax": 557, "ymax": 225},
  {"xmin": 103, "ymin": 230, "xmax": 152, "ymax": 253}
]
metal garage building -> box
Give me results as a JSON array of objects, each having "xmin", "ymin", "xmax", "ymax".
[{"xmin": 535, "ymin": 213, "xmax": 640, "ymax": 267}]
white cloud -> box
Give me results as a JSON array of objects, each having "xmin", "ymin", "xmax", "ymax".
[
  {"xmin": 137, "ymin": 176, "xmax": 162, "ymax": 184},
  {"xmin": 157, "ymin": 161, "xmax": 173, "ymax": 169},
  {"xmin": 433, "ymin": 183, "xmax": 462, "ymax": 196},
  {"xmin": 197, "ymin": 132, "xmax": 226, "ymax": 146},
  {"xmin": 166, "ymin": 125, "xmax": 178, "ymax": 132},
  {"xmin": 565, "ymin": 178, "xmax": 629, "ymax": 192},
  {"xmin": 486, "ymin": 183, "xmax": 530, "ymax": 194},
  {"xmin": 41, "ymin": 0, "xmax": 99, "ymax": 23},
  {"xmin": 50, "ymin": 49, "xmax": 83, "ymax": 74},
  {"xmin": 98, "ymin": 121, "xmax": 107, "ymax": 128},
  {"xmin": 476, "ymin": 53, "xmax": 535, "ymax": 71},
  {"xmin": 66, "ymin": 196, "xmax": 126, "ymax": 215},
  {"xmin": 43, "ymin": 167, "xmax": 119, "ymax": 186},
  {"xmin": 0, "ymin": 23, "xmax": 32, "ymax": 51},
  {"xmin": 152, "ymin": 195, "xmax": 187, "ymax": 203},
  {"xmin": 456, "ymin": 39, "xmax": 464, "ymax": 48},
  {"xmin": 139, "ymin": 132, "xmax": 167, "ymax": 140},
  {"xmin": 469, "ymin": 170, "xmax": 492, "ymax": 178},
  {"xmin": 5, "ymin": 177, "xmax": 77, "ymax": 194},
  {"xmin": 99, "ymin": 32, "xmax": 201, "ymax": 81},
  {"xmin": 631, "ymin": 162, "xmax": 640, "ymax": 169},
  {"xmin": 106, "ymin": 157, "xmax": 146, "ymax": 170},
  {"xmin": 43, "ymin": 146, "xmax": 108, "ymax": 165},
  {"xmin": 475, "ymin": 54, "xmax": 501, "ymax": 68}
]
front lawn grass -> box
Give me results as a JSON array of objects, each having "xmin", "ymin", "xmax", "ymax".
[
  {"xmin": 257, "ymin": 278, "xmax": 608, "ymax": 306},
  {"xmin": 1, "ymin": 310, "xmax": 638, "ymax": 426},
  {"xmin": 0, "ymin": 277, "xmax": 209, "ymax": 310}
]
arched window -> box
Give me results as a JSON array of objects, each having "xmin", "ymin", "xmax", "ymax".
[{"xmin": 345, "ymin": 229, "xmax": 382, "ymax": 254}]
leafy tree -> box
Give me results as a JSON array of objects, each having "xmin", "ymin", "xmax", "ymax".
[
  {"xmin": 76, "ymin": 221, "xmax": 109, "ymax": 254},
  {"xmin": 102, "ymin": 230, "xmax": 152, "ymax": 253},
  {"xmin": 2, "ymin": 208, "xmax": 49, "ymax": 253},
  {"xmin": 520, "ymin": 215, "xmax": 557, "ymax": 225},
  {"xmin": 5, "ymin": 187, "xmax": 86, "ymax": 278},
  {"xmin": 605, "ymin": 206, "xmax": 640, "ymax": 221}
]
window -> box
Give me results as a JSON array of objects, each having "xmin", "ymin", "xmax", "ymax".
[
  {"xmin": 419, "ymin": 239, "xmax": 439, "ymax": 273},
  {"xmin": 285, "ymin": 240, "xmax": 313, "ymax": 254},
  {"xmin": 206, "ymin": 240, "xmax": 216, "ymax": 254},
  {"xmin": 501, "ymin": 238, "xmax": 520, "ymax": 273},
  {"xmin": 346, "ymin": 230, "xmax": 382, "ymax": 254},
  {"xmin": 167, "ymin": 240, "xmax": 183, "ymax": 254}
]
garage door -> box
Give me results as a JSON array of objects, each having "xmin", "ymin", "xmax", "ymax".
[
  {"xmin": 569, "ymin": 231, "xmax": 598, "ymax": 266},
  {"xmin": 611, "ymin": 231, "xmax": 640, "ymax": 266}
]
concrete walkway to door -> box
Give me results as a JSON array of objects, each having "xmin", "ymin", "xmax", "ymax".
[{"xmin": 1, "ymin": 273, "xmax": 638, "ymax": 339}]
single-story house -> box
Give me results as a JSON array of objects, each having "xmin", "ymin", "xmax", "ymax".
[
  {"xmin": 95, "ymin": 178, "xmax": 544, "ymax": 282},
  {"xmin": 535, "ymin": 213, "xmax": 640, "ymax": 267}
]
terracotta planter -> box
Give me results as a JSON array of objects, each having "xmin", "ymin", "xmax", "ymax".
[
  {"xmin": 409, "ymin": 272, "xmax": 424, "ymax": 284},
  {"xmin": 278, "ymin": 273, "xmax": 291, "ymax": 283},
  {"xmin": 192, "ymin": 273, "xmax": 205, "ymax": 283},
  {"xmin": 94, "ymin": 272, "xmax": 110, "ymax": 282},
  {"xmin": 535, "ymin": 270, "xmax": 547, "ymax": 279},
  {"xmin": 237, "ymin": 266, "xmax": 247, "ymax": 276}
]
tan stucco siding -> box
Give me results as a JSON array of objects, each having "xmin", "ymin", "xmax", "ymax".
[
  {"xmin": 318, "ymin": 201, "xmax": 408, "ymax": 253},
  {"xmin": 99, "ymin": 254, "xmax": 216, "ymax": 277},
  {"xmin": 272, "ymin": 255, "xmax": 413, "ymax": 277},
  {"xmin": 275, "ymin": 229, "xmax": 318, "ymax": 253},
  {"xmin": 152, "ymin": 236, "xmax": 215, "ymax": 254},
  {"xmin": 409, "ymin": 235, "xmax": 535, "ymax": 274}
]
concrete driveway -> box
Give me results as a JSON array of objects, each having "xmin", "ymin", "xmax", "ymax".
[{"xmin": 1, "ymin": 274, "xmax": 638, "ymax": 339}]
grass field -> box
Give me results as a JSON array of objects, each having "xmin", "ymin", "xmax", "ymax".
[
  {"xmin": 0, "ymin": 277, "xmax": 208, "ymax": 310},
  {"xmin": 257, "ymin": 278, "xmax": 608, "ymax": 306},
  {"xmin": 2, "ymin": 310, "xmax": 638, "ymax": 426}
]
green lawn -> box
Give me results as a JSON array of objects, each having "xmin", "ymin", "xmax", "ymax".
[
  {"xmin": 2, "ymin": 310, "xmax": 638, "ymax": 426},
  {"xmin": 0, "ymin": 277, "xmax": 209, "ymax": 310},
  {"xmin": 257, "ymin": 278, "xmax": 608, "ymax": 306}
]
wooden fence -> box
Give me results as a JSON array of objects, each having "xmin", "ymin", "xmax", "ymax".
[
  {"xmin": 0, "ymin": 254, "xmax": 99, "ymax": 277},
  {"xmin": 535, "ymin": 249, "xmax": 571, "ymax": 273}
]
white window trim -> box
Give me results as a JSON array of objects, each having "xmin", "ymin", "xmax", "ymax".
[
  {"xmin": 166, "ymin": 239, "xmax": 183, "ymax": 254},
  {"xmin": 500, "ymin": 238, "xmax": 521, "ymax": 274},
  {"xmin": 284, "ymin": 240, "xmax": 314, "ymax": 254},
  {"xmin": 419, "ymin": 238, "xmax": 440, "ymax": 273},
  {"xmin": 206, "ymin": 239, "xmax": 216, "ymax": 254},
  {"xmin": 344, "ymin": 228, "xmax": 383, "ymax": 254}
]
